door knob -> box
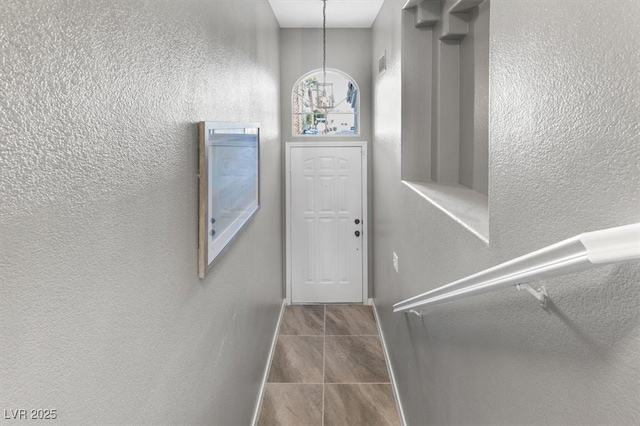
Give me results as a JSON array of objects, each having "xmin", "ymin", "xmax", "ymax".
[
  {"xmin": 355, "ymin": 219, "xmax": 360, "ymax": 224},
  {"xmin": 355, "ymin": 230, "xmax": 361, "ymax": 237}
]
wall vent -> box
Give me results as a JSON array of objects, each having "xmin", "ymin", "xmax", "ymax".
[{"xmin": 378, "ymin": 51, "xmax": 387, "ymax": 74}]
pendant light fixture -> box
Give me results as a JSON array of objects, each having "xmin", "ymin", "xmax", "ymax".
[{"xmin": 317, "ymin": 0, "xmax": 334, "ymax": 110}]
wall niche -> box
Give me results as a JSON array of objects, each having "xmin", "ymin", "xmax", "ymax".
[{"xmin": 401, "ymin": 0, "xmax": 490, "ymax": 241}]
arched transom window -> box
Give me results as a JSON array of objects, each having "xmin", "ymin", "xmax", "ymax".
[{"xmin": 292, "ymin": 69, "xmax": 359, "ymax": 136}]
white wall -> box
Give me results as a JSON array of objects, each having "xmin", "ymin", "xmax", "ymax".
[
  {"xmin": 372, "ymin": 0, "xmax": 640, "ymax": 424},
  {"xmin": 0, "ymin": 1, "xmax": 282, "ymax": 424}
]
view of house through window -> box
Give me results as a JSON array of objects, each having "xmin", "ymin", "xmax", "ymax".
[{"xmin": 292, "ymin": 69, "xmax": 359, "ymax": 136}]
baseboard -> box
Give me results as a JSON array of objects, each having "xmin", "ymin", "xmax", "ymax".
[
  {"xmin": 251, "ymin": 299, "xmax": 287, "ymax": 426},
  {"xmin": 372, "ymin": 300, "xmax": 408, "ymax": 426}
]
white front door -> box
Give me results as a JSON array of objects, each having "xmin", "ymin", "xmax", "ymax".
[{"xmin": 287, "ymin": 144, "xmax": 366, "ymax": 303}]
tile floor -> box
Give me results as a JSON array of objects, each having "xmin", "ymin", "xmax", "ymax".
[{"xmin": 258, "ymin": 305, "xmax": 401, "ymax": 426}]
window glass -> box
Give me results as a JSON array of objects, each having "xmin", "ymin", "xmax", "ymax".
[{"xmin": 292, "ymin": 69, "xmax": 359, "ymax": 136}]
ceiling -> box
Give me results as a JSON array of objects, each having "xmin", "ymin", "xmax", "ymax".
[{"xmin": 268, "ymin": 0, "xmax": 385, "ymax": 28}]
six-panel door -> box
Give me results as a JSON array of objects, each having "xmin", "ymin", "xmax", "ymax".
[{"xmin": 289, "ymin": 146, "xmax": 364, "ymax": 303}]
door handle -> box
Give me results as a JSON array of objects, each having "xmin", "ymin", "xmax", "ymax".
[{"xmin": 355, "ymin": 230, "xmax": 361, "ymax": 237}]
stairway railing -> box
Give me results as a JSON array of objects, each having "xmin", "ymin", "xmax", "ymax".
[{"xmin": 393, "ymin": 223, "xmax": 640, "ymax": 313}]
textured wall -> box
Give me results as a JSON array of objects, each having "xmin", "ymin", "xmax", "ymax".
[
  {"xmin": 0, "ymin": 1, "xmax": 282, "ymax": 424},
  {"xmin": 458, "ymin": 0, "xmax": 489, "ymax": 195},
  {"xmin": 372, "ymin": 0, "xmax": 640, "ymax": 424},
  {"xmin": 280, "ymin": 28, "xmax": 372, "ymax": 144},
  {"xmin": 401, "ymin": 10, "xmax": 432, "ymax": 183}
]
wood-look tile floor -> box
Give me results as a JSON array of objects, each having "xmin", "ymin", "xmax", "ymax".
[{"xmin": 258, "ymin": 305, "xmax": 401, "ymax": 426}]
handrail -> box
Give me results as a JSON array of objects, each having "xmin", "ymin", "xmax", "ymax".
[{"xmin": 393, "ymin": 223, "xmax": 640, "ymax": 313}]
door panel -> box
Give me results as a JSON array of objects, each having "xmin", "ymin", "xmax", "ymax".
[{"xmin": 290, "ymin": 146, "xmax": 363, "ymax": 303}]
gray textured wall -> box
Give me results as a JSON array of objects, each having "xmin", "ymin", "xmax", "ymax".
[
  {"xmin": 458, "ymin": 0, "xmax": 489, "ymax": 195},
  {"xmin": 373, "ymin": 0, "xmax": 640, "ymax": 424},
  {"xmin": 0, "ymin": 1, "xmax": 282, "ymax": 424},
  {"xmin": 401, "ymin": 10, "xmax": 432, "ymax": 183},
  {"xmin": 280, "ymin": 28, "xmax": 372, "ymax": 144}
]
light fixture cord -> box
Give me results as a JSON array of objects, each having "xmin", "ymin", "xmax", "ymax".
[{"xmin": 322, "ymin": 0, "xmax": 327, "ymax": 89}]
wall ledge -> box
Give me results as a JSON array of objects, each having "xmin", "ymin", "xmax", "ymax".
[{"xmin": 402, "ymin": 180, "xmax": 489, "ymax": 244}]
